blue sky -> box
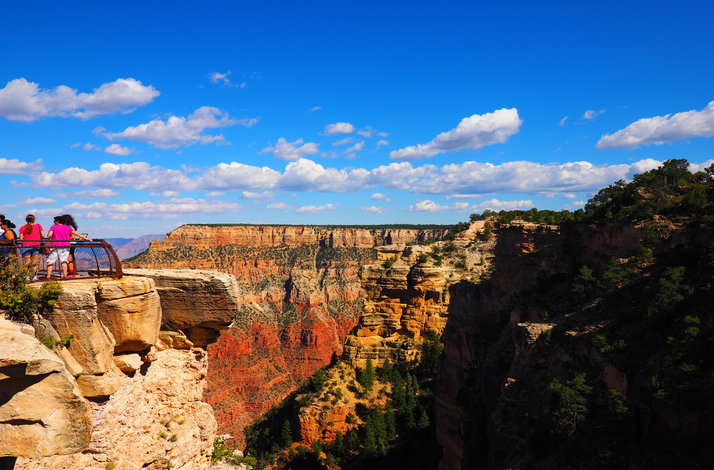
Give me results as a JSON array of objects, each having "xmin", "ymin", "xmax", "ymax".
[{"xmin": 1, "ymin": 1, "xmax": 713, "ymax": 237}]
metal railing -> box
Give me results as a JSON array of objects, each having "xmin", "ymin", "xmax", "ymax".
[{"xmin": 1, "ymin": 239, "xmax": 123, "ymax": 281}]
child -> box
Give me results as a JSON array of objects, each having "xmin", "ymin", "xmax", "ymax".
[{"xmin": 45, "ymin": 216, "xmax": 92, "ymax": 280}]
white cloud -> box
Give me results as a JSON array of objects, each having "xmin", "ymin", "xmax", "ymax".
[
  {"xmin": 149, "ymin": 191, "xmax": 180, "ymax": 197},
  {"xmin": 410, "ymin": 198, "xmax": 533, "ymax": 212},
  {"xmin": 376, "ymin": 139, "xmax": 389, "ymax": 149},
  {"xmin": 266, "ymin": 202, "xmax": 293, "ymax": 210},
  {"xmin": 54, "ymin": 189, "xmax": 120, "ymax": 199},
  {"xmin": 0, "ymin": 158, "xmax": 42, "ymax": 174},
  {"xmin": 324, "ymin": 122, "xmax": 354, "ymax": 135},
  {"xmin": 558, "ymin": 116, "xmax": 569, "ymax": 126},
  {"xmin": 361, "ymin": 205, "xmax": 387, "ymax": 213},
  {"xmin": 308, "ymin": 106, "xmax": 322, "ymax": 113},
  {"xmin": 208, "ymin": 71, "xmax": 246, "ymax": 88},
  {"xmin": 31, "ymin": 162, "xmax": 195, "ymax": 191},
  {"xmin": 345, "ymin": 141, "xmax": 365, "ymax": 153},
  {"xmin": 101, "ymin": 106, "xmax": 254, "ymax": 149},
  {"xmin": 582, "ymin": 109, "xmax": 605, "ymax": 121},
  {"xmin": 63, "ymin": 198, "xmax": 240, "ymax": 220},
  {"xmin": 0, "ymin": 78, "xmax": 159, "ymax": 122},
  {"xmin": 332, "ymin": 137, "xmax": 354, "ymax": 146},
  {"xmin": 597, "ymin": 101, "xmax": 714, "ymax": 149},
  {"xmin": 261, "ymin": 137, "xmax": 319, "ymax": 161},
  {"xmin": 104, "ymin": 144, "xmax": 134, "ymax": 156},
  {"xmin": 390, "ymin": 108, "xmax": 522, "ymax": 160},
  {"xmin": 370, "ymin": 193, "xmax": 387, "ymax": 200},
  {"xmin": 241, "ymin": 191, "xmax": 273, "ymax": 199},
  {"xmin": 296, "ymin": 203, "xmax": 338, "ymax": 213},
  {"xmin": 83, "ymin": 143, "xmax": 100, "ymax": 151},
  {"xmin": 22, "ymin": 197, "xmax": 55, "ymax": 205},
  {"xmin": 29, "ymin": 157, "xmax": 681, "ymax": 198},
  {"xmin": 204, "ymin": 191, "xmax": 225, "ymax": 197}
]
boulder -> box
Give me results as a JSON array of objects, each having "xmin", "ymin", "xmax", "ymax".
[
  {"xmin": 0, "ymin": 318, "xmax": 91, "ymax": 458},
  {"xmin": 113, "ymin": 354, "xmax": 142, "ymax": 374},
  {"xmin": 75, "ymin": 367, "xmax": 122, "ymax": 398},
  {"xmin": 157, "ymin": 330, "xmax": 194, "ymax": 350}
]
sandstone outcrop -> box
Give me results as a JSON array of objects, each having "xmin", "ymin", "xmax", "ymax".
[
  {"xmin": 0, "ymin": 318, "xmax": 91, "ymax": 458},
  {"xmin": 123, "ymin": 268, "xmax": 241, "ymax": 346},
  {"xmin": 344, "ymin": 232, "xmax": 494, "ymax": 369},
  {"xmin": 16, "ymin": 348, "xmax": 218, "ymax": 470},
  {"xmin": 47, "ymin": 277, "xmax": 162, "ymax": 377}
]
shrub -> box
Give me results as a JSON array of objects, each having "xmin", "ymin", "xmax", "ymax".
[{"xmin": 0, "ymin": 258, "xmax": 62, "ymax": 323}]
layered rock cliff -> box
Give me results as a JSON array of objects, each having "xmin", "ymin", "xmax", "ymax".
[
  {"xmin": 436, "ymin": 216, "xmax": 714, "ymax": 469},
  {"xmin": 128, "ymin": 224, "xmax": 450, "ymax": 446},
  {"xmin": 2, "ymin": 274, "xmax": 232, "ymax": 469}
]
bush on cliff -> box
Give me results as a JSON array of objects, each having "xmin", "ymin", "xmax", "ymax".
[{"xmin": 0, "ymin": 258, "xmax": 62, "ymax": 323}]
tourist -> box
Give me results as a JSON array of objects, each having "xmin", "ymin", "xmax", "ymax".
[
  {"xmin": 61, "ymin": 214, "xmax": 80, "ymax": 278},
  {"xmin": 19, "ymin": 214, "xmax": 45, "ymax": 268},
  {"xmin": 0, "ymin": 219, "xmax": 18, "ymax": 261},
  {"xmin": 45, "ymin": 216, "xmax": 92, "ymax": 280}
]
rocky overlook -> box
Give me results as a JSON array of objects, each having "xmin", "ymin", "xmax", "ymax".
[{"xmin": 128, "ymin": 224, "xmax": 451, "ymax": 446}]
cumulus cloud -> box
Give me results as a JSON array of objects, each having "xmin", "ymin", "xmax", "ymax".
[
  {"xmin": 597, "ymin": 101, "xmax": 714, "ymax": 149},
  {"xmin": 104, "ymin": 144, "xmax": 134, "ymax": 156},
  {"xmin": 63, "ymin": 198, "xmax": 240, "ymax": 220},
  {"xmin": 260, "ymin": 137, "xmax": 319, "ymax": 161},
  {"xmin": 582, "ymin": 109, "xmax": 605, "ymax": 121},
  {"xmin": 241, "ymin": 191, "xmax": 273, "ymax": 199},
  {"xmin": 204, "ymin": 191, "xmax": 225, "ymax": 197},
  {"xmin": 376, "ymin": 139, "xmax": 389, "ymax": 149},
  {"xmin": 209, "ymin": 71, "xmax": 246, "ymax": 88},
  {"xmin": 324, "ymin": 122, "xmax": 354, "ymax": 135},
  {"xmin": 361, "ymin": 205, "xmax": 387, "ymax": 213},
  {"xmin": 390, "ymin": 108, "xmax": 522, "ymax": 160},
  {"xmin": 0, "ymin": 78, "xmax": 158, "ymax": 122},
  {"xmin": 345, "ymin": 141, "xmax": 365, "ymax": 153},
  {"xmin": 0, "ymin": 158, "xmax": 42, "ymax": 174},
  {"xmin": 100, "ymin": 106, "xmax": 254, "ymax": 149},
  {"xmin": 370, "ymin": 193, "xmax": 387, "ymax": 200},
  {"xmin": 22, "ymin": 197, "xmax": 55, "ymax": 205},
  {"xmin": 54, "ymin": 189, "xmax": 120, "ymax": 199},
  {"xmin": 410, "ymin": 198, "xmax": 533, "ymax": 212},
  {"xmin": 31, "ymin": 162, "xmax": 194, "ymax": 191},
  {"xmin": 296, "ymin": 203, "xmax": 338, "ymax": 213},
  {"xmin": 332, "ymin": 137, "xmax": 354, "ymax": 146},
  {"xmin": 149, "ymin": 191, "xmax": 180, "ymax": 197},
  {"xmin": 266, "ymin": 202, "xmax": 293, "ymax": 210},
  {"xmin": 29, "ymin": 157, "xmax": 678, "ymax": 198}
]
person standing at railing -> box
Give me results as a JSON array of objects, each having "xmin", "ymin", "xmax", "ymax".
[
  {"xmin": 61, "ymin": 214, "xmax": 81, "ymax": 278},
  {"xmin": 45, "ymin": 216, "xmax": 93, "ymax": 280},
  {"xmin": 18, "ymin": 214, "xmax": 45, "ymax": 268},
  {"xmin": 0, "ymin": 219, "xmax": 18, "ymax": 261}
]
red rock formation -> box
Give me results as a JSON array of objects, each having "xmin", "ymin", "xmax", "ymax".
[{"xmin": 130, "ymin": 224, "xmax": 448, "ymax": 447}]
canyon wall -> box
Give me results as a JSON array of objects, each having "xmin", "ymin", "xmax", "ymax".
[
  {"xmin": 129, "ymin": 224, "xmax": 450, "ymax": 446},
  {"xmin": 435, "ymin": 219, "xmax": 714, "ymax": 469},
  {"xmin": 2, "ymin": 275, "xmax": 231, "ymax": 469}
]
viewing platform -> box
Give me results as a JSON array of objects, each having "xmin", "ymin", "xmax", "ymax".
[{"xmin": 4, "ymin": 239, "xmax": 123, "ymax": 281}]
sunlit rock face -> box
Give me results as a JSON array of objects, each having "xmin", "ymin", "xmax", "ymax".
[
  {"xmin": 129, "ymin": 224, "xmax": 450, "ymax": 446},
  {"xmin": 15, "ymin": 348, "xmax": 217, "ymax": 470},
  {"xmin": 0, "ymin": 318, "xmax": 91, "ymax": 459}
]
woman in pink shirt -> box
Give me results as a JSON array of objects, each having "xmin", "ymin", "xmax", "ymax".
[
  {"xmin": 45, "ymin": 216, "xmax": 92, "ymax": 280},
  {"xmin": 19, "ymin": 214, "xmax": 45, "ymax": 268}
]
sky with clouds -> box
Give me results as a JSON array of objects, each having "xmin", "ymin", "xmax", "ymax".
[{"xmin": 1, "ymin": 1, "xmax": 713, "ymax": 237}]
